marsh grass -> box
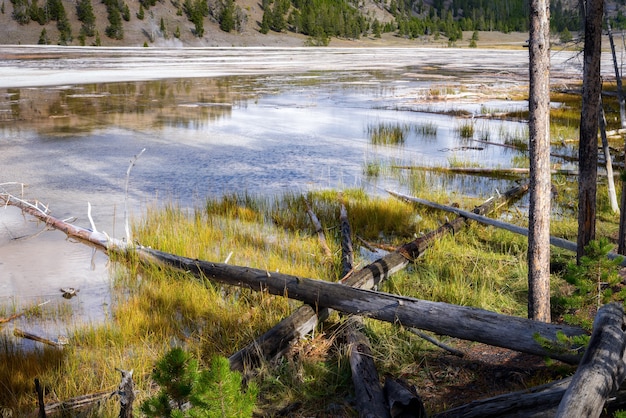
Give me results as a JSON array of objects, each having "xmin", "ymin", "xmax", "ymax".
[
  {"xmin": 455, "ymin": 121, "xmax": 475, "ymax": 139},
  {"xmin": 368, "ymin": 122, "xmax": 409, "ymax": 145},
  {"xmin": 1, "ymin": 177, "xmax": 606, "ymax": 416}
]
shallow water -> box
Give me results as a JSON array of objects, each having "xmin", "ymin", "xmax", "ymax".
[{"xmin": 0, "ymin": 46, "xmax": 598, "ymax": 335}]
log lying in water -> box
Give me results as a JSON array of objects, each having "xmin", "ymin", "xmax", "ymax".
[
  {"xmin": 138, "ymin": 246, "xmax": 587, "ymax": 364},
  {"xmin": 391, "ymin": 165, "xmax": 581, "ymax": 178}
]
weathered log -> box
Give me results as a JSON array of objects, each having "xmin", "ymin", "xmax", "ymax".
[
  {"xmin": 137, "ymin": 246, "xmax": 586, "ymax": 364},
  {"xmin": 408, "ymin": 328, "xmax": 464, "ymax": 357},
  {"xmin": 0, "ymin": 194, "xmax": 125, "ymax": 251},
  {"xmin": 384, "ymin": 377, "xmax": 427, "ymax": 418},
  {"xmin": 555, "ymin": 303, "xmax": 626, "ymax": 418},
  {"xmin": 344, "ymin": 183, "xmax": 529, "ymax": 290},
  {"xmin": 43, "ymin": 389, "xmax": 113, "ymax": 415},
  {"xmin": 228, "ymin": 304, "xmax": 327, "ymax": 371},
  {"xmin": 340, "ymin": 203, "xmax": 354, "ymax": 278},
  {"xmin": 433, "ymin": 375, "xmax": 626, "ymax": 418},
  {"xmin": 304, "ymin": 198, "xmax": 332, "ymax": 259},
  {"xmin": 14, "ymin": 328, "xmax": 65, "ymax": 348},
  {"xmin": 600, "ymin": 97, "xmax": 620, "ymax": 213},
  {"xmin": 391, "ymin": 165, "xmax": 580, "ymax": 178},
  {"xmin": 344, "ymin": 317, "xmax": 390, "ymax": 418},
  {"xmin": 116, "ymin": 369, "xmax": 135, "ymax": 418},
  {"xmin": 387, "ymin": 189, "xmax": 626, "ymax": 266},
  {"xmin": 35, "ymin": 378, "xmax": 46, "ymax": 418}
]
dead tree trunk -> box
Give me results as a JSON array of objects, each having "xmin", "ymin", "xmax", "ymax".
[
  {"xmin": 577, "ymin": 0, "xmax": 603, "ymax": 262},
  {"xmin": 117, "ymin": 369, "xmax": 135, "ymax": 418},
  {"xmin": 340, "ymin": 203, "xmax": 354, "ymax": 278},
  {"xmin": 600, "ymin": 96, "xmax": 620, "ymax": 213},
  {"xmin": 138, "ymin": 246, "xmax": 586, "ymax": 364},
  {"xmin": 528, "ymin": 0, "xmax": 552, "ymax": 322},
  {"xmin": 304, "ymin": 198, "xmax": 332, "ymax": 260},
  {"xmin": 555, "ymin": 303, "xmax": 626, "ymax": 418}
]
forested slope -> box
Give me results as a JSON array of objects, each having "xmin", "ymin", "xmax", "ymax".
[{"xmin": 0, "ymin": 0, "xmax": 619, "ymax": 47}]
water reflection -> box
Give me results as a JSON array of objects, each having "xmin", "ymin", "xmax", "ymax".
[{"xmin": 0, "ymin": 67, "xmax": 543, "ymax": 332}]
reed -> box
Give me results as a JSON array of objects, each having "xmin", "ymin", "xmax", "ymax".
[{"xmin": 368, "ymin": 122, "xmax": 409, "ymax": 145}]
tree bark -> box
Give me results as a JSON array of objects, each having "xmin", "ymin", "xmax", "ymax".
[
  {"xmin": 555, "ymin": 303, "xmax": 626, "ymax": 418},
  {"xmin": 384, "ymin": 378, "xmax": 427, "ymax": 418},
  {"xmin": 344, "ymin": 317, "xmax": 390, "ymax": 418},
  {"xmin": 117, "ymin": 369, "xmax": 135, "ymax": 418},
  {"xmin": 340, "ymin": 203, "xmax": 354, "ymax": 278},
  {"xmin": 577, "ymin": 0, "xmax": 604, "ymax": 262},
  {"xmin": 528, "ymin": 0, "xmax": 552, "ymax": 322},
  {"xmin": 137, "ymin": 246, "xmax": 587, "ymax": 364}
]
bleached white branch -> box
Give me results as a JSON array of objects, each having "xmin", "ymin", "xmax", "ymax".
[{"xmin": 124, "ymin": 148, "xmax": 146, "ymax": 243}]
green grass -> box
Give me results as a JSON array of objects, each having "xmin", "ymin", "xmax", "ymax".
[
  {"xmin": 455, "ymin": 121, "xmax": 475, "ymax": 139},
  {"xmin": 368, "ymin": 122, "xmax": 409, "ymax": 145}
]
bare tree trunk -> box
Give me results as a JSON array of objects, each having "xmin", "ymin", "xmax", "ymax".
[
  {"xmin": 528, "ymin": 0, "xmax": 552, "ymax": 322},
  {"xmin": 599, "ymin": 96, "xmax": 620, "ymax": 213},
  {"xmin": 578, "ymin": 0, "xmax": 604, "ymax": 262},
  {"xmin": 610, "ymin": 20, "xmax": 626, "ymax": 253}
]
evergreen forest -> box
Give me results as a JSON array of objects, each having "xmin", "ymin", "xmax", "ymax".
[{"xmin": 4, "ymin": 0, "xmax": 609, "ymax": 44}]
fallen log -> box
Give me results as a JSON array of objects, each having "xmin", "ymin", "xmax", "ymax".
[
  {"xmin": 43, "ymin": 389, "xmax": 113, "ymax": 416},
  {"xmin": 344, "ymin": 183, "xmax": 529, "ymax": 290},
  {"xmin": 344, "ymin": 317, "xmax": 390, "ymax": 418},
  {"xmin": 340, "ymin": 203, "xmax": 354, "ymax": 278},
  {"xmin": 391, "ymin": 165, "xmax": 580, "ymax": 178},
  {"xmin": 384, "ymin": 378, "xmax": 427, "ymax": 418},
  {"xmin": 228, "ymin": 304, "xmax": 325, "ymax": 371},
  {"xmin": 137, "ymin": 246, "xmax": 586, "ymax": 364},
  {"xmin": 229, "ymin": 184, "xmax": 527, "ymax": 371},
  {"xmin": 433, "ymin": 375, "xmax": 626, "ymax": 417},
  {"xmin": 387, "ymin": 190, "xmax": 626, "ymax": 265},
  {"xmin": 304, "ymin": 198, "xmax": 332, "ymax": 260},
  {"xmin": 14, "ymin": 328, "xmax": 65, "ymax": 348},
  {"xmin": 555, "ymin": 303, "xmax": 626, "ymax": 418}
]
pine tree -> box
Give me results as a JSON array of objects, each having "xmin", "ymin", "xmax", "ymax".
[
  {"xmin": 219, "ymin": 0, "xmax": 235, "ymax": 32},
  {"xmin": 38, "ymin": 27, "xmax": 49, "ymax": 44},
  {"xmin": 141, "ymin": 348, "xmax": 257, "ymax": 418},
  {"xmin": 77, "ymin": 0, "xmax": 96, "ymax": 37},
  {"xmin": 136, "ymin": 3, "xmax": 144, "ymax": 19}
]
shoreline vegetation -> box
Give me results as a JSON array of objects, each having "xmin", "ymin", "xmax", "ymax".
[
  {"xmin": 2, "ymin": 94, "xmax": 625, "ymax": 415},
  {"xmin": 2, "ymin": 26, "xmax": 626, "ymax": 417}
]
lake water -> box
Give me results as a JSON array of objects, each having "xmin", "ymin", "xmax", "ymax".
[{"xmin": 0, "ymin": 46, "xmax": 606, "ymax": 336}]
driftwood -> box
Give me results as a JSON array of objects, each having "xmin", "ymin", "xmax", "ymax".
[
  {"xmin": 35, "ymin": 379, "xmax": 46, "ymax": 418},
  {"xmin": 44, "ymin": 389, "xmax": 113, "ymax": 416},
  {"xmin": 14, "ymin": 328, "xmax": 65, "ymax": 348},
  {"xmin": 344, "ymin": 317, "xmax": 390, "ymax": 418},
  {"xmin": 432, "ymin": 306, "xmax": 626, "ymax": 418},
  {"xmin": 555, "ymin": 303, "xmax": 626, "ymax": 418},
  {"xmin": 600, "ymin": 97, "xmax": 620, "ymax": 213},
  {"xmin": 0, "ymin": 300, "xmax": 50, "ymax": 324},
  {"xmin": 228, "ymin": 304, "xmax": 326, "ymax": 371},
  {"xmin": 304, "ymin": 198, "xmax": 333, "ymax": 259},
  {"xmin": 138, "ymin": 246, "xmax": 586, "ymax": 364},
  {"xmin": 340, "ymin": 203, "xmax": 354, "ymax": 278}
]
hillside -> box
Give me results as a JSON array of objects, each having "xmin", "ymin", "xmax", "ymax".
[{"xmin": 0, "ymin": 0, "xmax": 615, "ymax": 47}]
